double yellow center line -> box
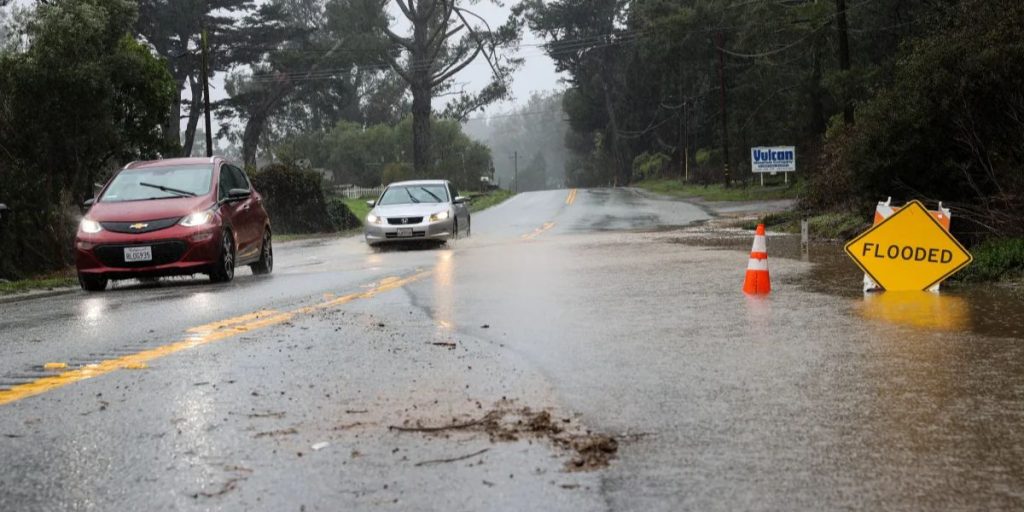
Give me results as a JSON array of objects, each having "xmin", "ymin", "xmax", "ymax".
[
  {"xmin": 520, "ymin": 189, "xmax": 578, "ymax": 241},
  {"xmin": 0, "ymin": 272, "xmax": 431, "ymax": 407},
  {"xmin": 521, "ymin": 221, "xmax": 556, "ymax": 241}
]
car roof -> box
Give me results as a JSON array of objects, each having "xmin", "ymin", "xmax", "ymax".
[
  {"xmin": 386, "ymin": 180, "xmax": 450, "ymax": 187},
  {"xmin": 123, "ymin": 157, "xmax": 223, "ymax": 170}
]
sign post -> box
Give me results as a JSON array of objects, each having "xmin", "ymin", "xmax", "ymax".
[
  {"xmin": 751, "ymin": 146, "xmax": 795, "ymax": 186},
  {"xmin": 844, "ymin": 200, "xmax": 972, "ymax": 291}
]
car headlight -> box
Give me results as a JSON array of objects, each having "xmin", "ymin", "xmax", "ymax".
[
  {"xmin": 367, "ymin": 213, "xmax": 384, "ymax": 225},
  {"xmin": 179, "ymin": 211, "xmax": 213, "ymax": 227},
  {"xmin": 80, "ymin": 219, "xmax": 102, "ymax": 234},
  {"xmin": 429, "ymin": 210, "xmax": 450, "ymax": 222}
]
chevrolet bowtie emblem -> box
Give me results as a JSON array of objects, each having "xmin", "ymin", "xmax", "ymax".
[{"xmin": 129, "ymin": 223, "xmax": 148, "ymax": 230}]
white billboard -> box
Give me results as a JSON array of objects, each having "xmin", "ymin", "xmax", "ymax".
[{"xmin": 751, "ymin": 146, "xmax": 796, "ymax": 174}]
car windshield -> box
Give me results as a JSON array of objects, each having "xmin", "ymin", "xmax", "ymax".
[
  {"xmin": 100, "ymin": 166, "xmax": 213, "ymax": 202},
  {"xmin": 378, "ymin": 184, "xmax": 449, "ymax": 205}
]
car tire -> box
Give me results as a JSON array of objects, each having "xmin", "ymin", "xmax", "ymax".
[
  {"xmin": 466, "ymin": 216, "xmax": 471, "ymax": 237},
  {"xmin": 250, "ymin": 230, "xmax": 273, "ymax": 275},
  {"xmin": 78, "ymin": 274, "xmax": 108, "ymax": 292},
  {"xmin": 450, "ymin": 219, "xmax": 459, "ymax": 244},
  {"xmin": 209, "ymin": 230, "xmax": 236, "ymax": 283}
]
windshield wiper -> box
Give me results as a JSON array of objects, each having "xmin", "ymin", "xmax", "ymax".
[
  {"xmin": 405, "ymin": 188, "xmax": 421, "ymax": 203},
  {"xmin": 140, "ymin": 182, "xmax": 196, "ymax": 197},
  {"xmin": 419, "ymin": 187, "xmax": 442, "ymax": 202}
]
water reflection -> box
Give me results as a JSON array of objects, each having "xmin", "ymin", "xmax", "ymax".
[
  {"xmin": 78, "ymin": 297, "xmax": 107, "ymax": 328},
  {"xmin": 187, "ymin": 292, "xmax": 212, "ymax": 311},
  {"xmin": 745, "ymin": 294, "xmax": 773, "ymax": 341},
  {"xmin": 858, "ymin": 291, "xmax": 971, "ymax": 331},
  {"xmin": 433, "ymin": 250, "xmax": 455, "ymax": 333}
]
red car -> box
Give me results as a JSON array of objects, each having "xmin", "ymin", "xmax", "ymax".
[{"xmin": 74, "ymin": 157, "xmax": 272, "ymax": 291}]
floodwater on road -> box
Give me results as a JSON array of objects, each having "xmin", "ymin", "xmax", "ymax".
[
  {"xmin": 574, "ymin": 226, "xmax": 1024, "ymax": 510},
  {"xmin": 3, "ymin": 189, "xmax": 1023, "ymax": 511},
  {"xmin": 672, "ymin": 227, "xmax": 1024, "ymax": 339}
]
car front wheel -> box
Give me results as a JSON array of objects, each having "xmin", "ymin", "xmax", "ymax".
[
  {"xmin": 78, "ymin": 274, "xmax": 108, "ymax": 292},
  {"xmin": 209, "ymin": 230, "xmax": 235, "ymax": 283}
]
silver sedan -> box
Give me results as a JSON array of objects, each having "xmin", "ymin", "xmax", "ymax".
[{"xmin": 363, "ymin": 180, "xmax": 470, "ymax": 247}]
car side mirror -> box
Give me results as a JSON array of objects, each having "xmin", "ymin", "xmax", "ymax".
[
  {"xmin": 366, "ymin": 200, "xmax": 376, "ymax": 207},
  {"xmin": 228, "ymin": 188, "xmax": 251, "ymax": 200},
  {"xmin": 453, "ymin": 196, "xmax": 467, "ymax": 204}
]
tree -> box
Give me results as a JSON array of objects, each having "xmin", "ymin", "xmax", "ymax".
[
  {"xmin": 219, "ymin": 0, "xmax": 393, "ymax": 167},
  {"xmin": 368, "ymin": 0, "xmax": 522, "ymax": 174},
  {"xmin": 516, "ymin": 0, "xmax": 630, "ymax": 183},
  {"xmin": 810, "ymin": 0, "xmax": 1024, "ymax": 239},
  {"xmin": 274, "ymin": 115, "xmax": 491, "ymax": 189},
  {"xmin": 0, "ymin": 0, "xmax": 175, "ymax": 278},
  {"xmin": 135, "ymin": 0, "xmax": 274, "ymax": 155}
]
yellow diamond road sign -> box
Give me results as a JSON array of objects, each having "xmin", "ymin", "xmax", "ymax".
[{"xmin": 845, "ymin": 200, "xmax": 973, "ymax": 291}]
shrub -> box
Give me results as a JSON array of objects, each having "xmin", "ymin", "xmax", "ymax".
[
  {"xmin": 953, "ymin": 238, "xmax": 1024, "ymax": 282},
  {"xmin": 326, "ymin": 198, "xmax": 361, "ymax": 231},
  {"xmin": 631, "ymin": 152, "xmax": 670, "ymax": 181},
  {"xmin": 249, "ymin": 163, "xmax": 334, "ymax": 234}
]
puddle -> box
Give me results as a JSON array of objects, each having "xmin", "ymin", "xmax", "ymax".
[{"xmin": 670, "ymin": 230, "xmax": 1024, "ymax": 339}]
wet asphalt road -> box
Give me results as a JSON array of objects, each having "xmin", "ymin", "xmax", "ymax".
[{"xmin": 2, "ymin": 188, "xmax": 1024, "ymax": 511}]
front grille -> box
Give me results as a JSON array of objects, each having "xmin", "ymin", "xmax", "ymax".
[
  {"xmin": 385, "ymin": 231, "xmax": 426, "ymax": 239},
  {"xmin": 386, "ymin": 217, "xmax": 423, "ymax": 225},
  {"xmin": 101, "ymin": 217, "xmax": 181, "ymax": 234},
  {"xmin": 93, "ymin": 241, "xmax": 188, "ymax": 268}
]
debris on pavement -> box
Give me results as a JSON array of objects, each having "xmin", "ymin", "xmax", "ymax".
[
  {"xmin": 311, "ymin": 442, "xmax": 330, "ymax": 451},
  {"xmin": 413, "ymin": 448, "xmax": 489, "ymax": 467},
  {"xmin": 390, "ymin": 400, "xmax": 619, "ymax": 471},
  {"xmin": 254, "ymin": 427, "xmax": 298, "ymax": 439}
]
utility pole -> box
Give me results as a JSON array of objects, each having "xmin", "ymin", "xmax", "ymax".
[
  {"xmin": 513, "ymin": 151, "xmax": 519, "ymax": 193},
  {"xmin": 677, "ymin": 77, "xmax": 690, "ymax": 182},
  {"xmin": 201, "ymin": 29, "xmax": 213, "ymax": 158},
  {"xmin": 835, "ymin": 0, "xmax": 853, "ymax": 124},
  {"xmin": 714, "ymin": 31, "xmax": 732, "ymax": 188}
]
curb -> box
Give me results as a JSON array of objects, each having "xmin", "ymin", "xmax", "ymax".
[{"xmin": 0, "ymin": 287, "xmax": 78, "ymax": 304}]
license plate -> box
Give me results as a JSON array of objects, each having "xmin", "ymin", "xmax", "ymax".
[
  {"xmin": 124, "ymin": 246, "xmax": 153, "ymax": 262},
  {"xmin": 396, "ymin": 228, "xmax": 413, "ymax": 237}
]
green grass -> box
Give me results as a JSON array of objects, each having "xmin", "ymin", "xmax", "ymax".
[
  {"xmin": 468, "ymin": 189, "xmax": 513, "ymax": 213},
  {"xmin": 0, "ymin": 272, "xmax": 76, "ymax": 295},
  {"xmin": 952, "ymin": 238, "xmax": 1024, "ymax": 283},
  {"xmin": 735, "ymin": 210, "xmax": 804, "ymax": 231},
  {"xmin": 806, "ymin": 212, "xmax": 869, "ymax": 240},
  {"xmin": 635, "ymin": 178, "xmax": 800, "ymax": 201},
  {"xmin": 734, "ymin": 210, "xmax": 868, "ymax": 240},
  {"xmin": 342, "ymin": 197, "xmax": 372, "ymax": 223},
  {"xmin": 275, "ymin": 232, "xmax": 340, "ymax": 242}
]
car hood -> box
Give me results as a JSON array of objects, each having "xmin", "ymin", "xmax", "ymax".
[
  {"xmin": 87, "ymin": 196, "xmax": 214, "ymax": 222},
  {"xmin": 373, "ymin": 203, "xmax": 450, "ymax": 218}
]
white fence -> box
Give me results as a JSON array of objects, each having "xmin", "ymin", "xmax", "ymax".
[{"xmin": 335, "ymin": 186, "xmax": 384, "ymax": 199}]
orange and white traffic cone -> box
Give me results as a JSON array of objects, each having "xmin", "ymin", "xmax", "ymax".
[{"xmin": 743, "ymin": 223, "xmax": 771, "ymax": 295}]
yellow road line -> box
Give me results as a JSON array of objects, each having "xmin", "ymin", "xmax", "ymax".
[
  {"xmin": 521, "ymin": 221, "xmax": 556, "ymax": 240},
  {"xmin": 0, "ymin": 271, "xmax": 431, "ymax": 407},
  {"xmin": 565, "ymin": 188, "xmax": 578, "ymax": 206}
]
